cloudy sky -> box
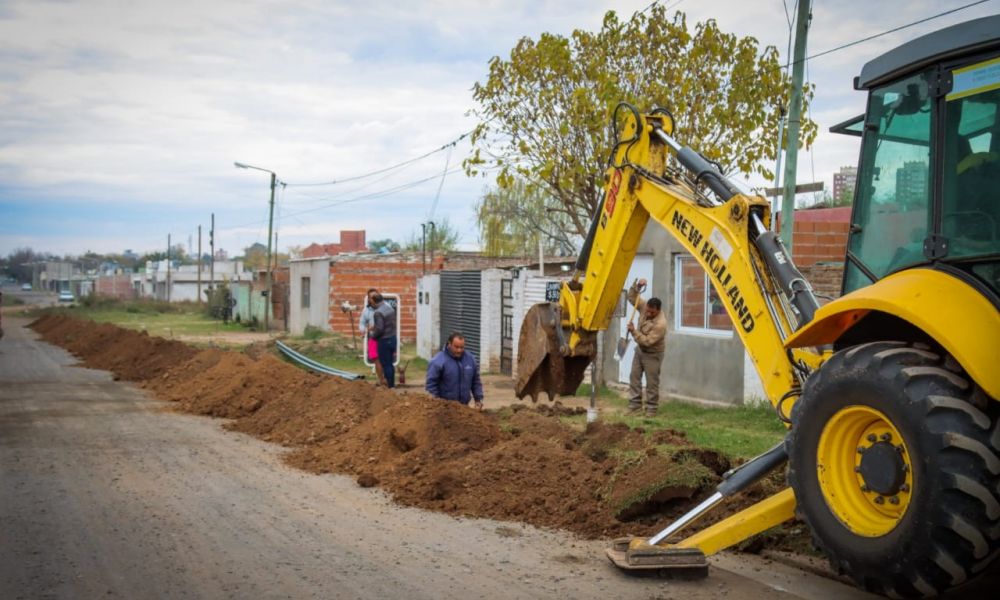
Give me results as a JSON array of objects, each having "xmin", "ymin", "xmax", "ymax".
[{"xmin": 1, "ymin": 0, "xmax": 996, "ymax": 258}]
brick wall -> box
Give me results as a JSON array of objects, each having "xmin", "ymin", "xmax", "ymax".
[
  {"xmin": 95, "ymin": 275, "xmax": 134, "ymax": 299},
  {"xmin": 301, "ymin": 230, "xmax": 369, "ymax": 258},
  {"xmin": 327, "ymin": 255, "xmax": 445, "ymax": 342},
  {"xmin": 340, "ymin": 230, "xmax": 366, "ymax": 252},
  {"xmin": 774, "ymin": 207, "xmax": 851, "ymax": 267},
  {"xmin": 792, "ymin": 220, "xmax": 850, "ymax": 267},
  {"xmin": 302, "ymin": 243, "xmax": 327, "ymax": 258}
]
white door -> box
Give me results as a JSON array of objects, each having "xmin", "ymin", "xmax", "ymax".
[{"xmin": 618, "ymin": 254, "xmax": 654, "ymax": 383}]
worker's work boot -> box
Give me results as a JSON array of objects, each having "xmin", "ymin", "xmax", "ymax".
[
  {"xmin": 645, "ymin": 406, "xmax": 658, "ymax": 418},
  {"xmin": 626, "ymin": 403, "xmax": 642, "ymax": 416}
]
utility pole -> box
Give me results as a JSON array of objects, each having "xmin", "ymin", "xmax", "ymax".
[
  {"xmin": 780, "ymin": 0, "xmax": 812, "ymax": 254},
  {"xmin": 427, "ymin": 221, "xmax": 436, "ymax": 271},
  {"xmin": 233, "ymin": 161, "xmax": 278, "ymax": 332},
  {"xmin": 197, "ymin": 225, "xmax": 202, "ymax": 304},
  {"xmin": 421, "ymin": 222, "xmax": 427, "ymax": 274},
  {"xmin": 264, "ymin": 172, "xmax": 276, "ymax": 333},
  {"xmin": 209, "ymin": 213, "xmax": 215, "ymax": 297},
  {"xmin": 771, "ymin": 104, "xmax": 787, "ymax": 230},
  {"xmin": 166, "ymin": 233, "xmax": 172, "ymax": 303}
]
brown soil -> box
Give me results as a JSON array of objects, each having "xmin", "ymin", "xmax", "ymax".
[{"xmin": 29, "ymin": 313, "xmax": 808, "ymax": 546}]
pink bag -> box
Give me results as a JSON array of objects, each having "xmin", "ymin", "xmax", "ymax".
[{"xmin": 368, "ymin": 337, "xmax": 379, "ymax": 360}]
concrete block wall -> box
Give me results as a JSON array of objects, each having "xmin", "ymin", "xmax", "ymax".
[
  {"xmin": 416, "ymin": 274, "xmax": 440, "ymax": 360},
  {"xmin": 799, "ymin": 263, "xmax": 846, "ymax": 301},
  {"xmin": 290, "ymin": 258, "xmax": 331, "ymax": 335},
  {"xmin": 478, "ymin": 269, "xmax": 507, "ymax": 373}
]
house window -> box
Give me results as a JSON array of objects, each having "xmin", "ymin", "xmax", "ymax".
[
  {"xmin": 301, "ymin": 276, "xmax": 311, "ymax": 309},
  {"xmin": 674, "ymin": 255, "xmax": 732, "ymax": 336}
]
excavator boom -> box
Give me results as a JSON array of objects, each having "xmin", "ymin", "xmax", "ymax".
[{"xmin": 515, "ymin": 105, "xmax": 819, "ymax": 413}]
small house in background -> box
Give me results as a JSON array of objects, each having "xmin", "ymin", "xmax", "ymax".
[
  {"xmin": 416, "ymin": 258, "xmax": 576, "ymax": 374},
  {"xmin": 133, "ymin": 260, "xmax": 251, "ymax": 302},
  {"xmin": 599, "ymin": 206, "xmax": 851, "ymax": 407}
]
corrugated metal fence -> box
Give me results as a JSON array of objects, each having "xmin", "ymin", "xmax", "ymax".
[{"xmin": 439, "ymin": 271, "xmax": 481, "ymax": 359}]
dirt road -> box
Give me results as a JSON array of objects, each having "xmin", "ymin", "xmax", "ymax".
[{"xmin": 0, "ymin": 316, "xmax": 873, "ymax": 599}]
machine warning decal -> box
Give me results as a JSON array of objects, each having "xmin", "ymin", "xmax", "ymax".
[
  {"xmin": 671, "ymin": 210, "xmax": 756, "ymax": 333},
  {"xmin": 601, "ymin": 169, "xmax": 623, "ymax": 227},
  {"xmin": 709, "ymin": 228, "xmax": 733, "ymax": 263}
]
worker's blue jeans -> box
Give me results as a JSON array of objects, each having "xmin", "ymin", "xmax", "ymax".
[{"xmin": 377, "ymin": 336, "xmax": 396, "ymax": 388}]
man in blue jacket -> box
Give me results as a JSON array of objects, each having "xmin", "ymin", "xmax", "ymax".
[{"xmin": 425, "ymin": 332, "xmax": 484, "ymax": 409}]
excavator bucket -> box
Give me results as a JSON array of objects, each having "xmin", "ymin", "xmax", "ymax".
[{"xmin": 514, "ymin": 303, "xmax": 594, "ymax": 402}]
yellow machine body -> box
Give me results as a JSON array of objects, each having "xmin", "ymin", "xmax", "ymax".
[{"xmin": 785, "ymin": 268, "xmax": 1000, "ymax": 400}]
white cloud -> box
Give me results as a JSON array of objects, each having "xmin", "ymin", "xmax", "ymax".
[{"xmin": 1, "ymin": 0, "xmax": 997, "ymax": 255}]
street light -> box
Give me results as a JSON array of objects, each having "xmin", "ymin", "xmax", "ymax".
[{"xmin": 234, "ymin": 161, "xmax": 277, "ymax": 333}]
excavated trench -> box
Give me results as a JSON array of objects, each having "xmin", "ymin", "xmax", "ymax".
[{"xmin": 30, "ymin": 314, "xmax": 803, "ymax": 545}]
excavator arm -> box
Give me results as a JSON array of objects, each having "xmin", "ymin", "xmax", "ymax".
[
  {"xmin": 514, "ymin": 104, "xmax": 827, "ymax": 568},
  {"xmin": 516, "ymin": 105, "xmax": 822, "ymax": 414}
]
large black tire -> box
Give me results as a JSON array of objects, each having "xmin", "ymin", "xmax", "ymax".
[{"xmin": 788, "ymin": 341, "xmax": 1000, "ymax": 598}]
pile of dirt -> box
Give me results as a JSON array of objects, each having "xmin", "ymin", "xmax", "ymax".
[
  {"xmin": 29, "ymin": 314, "xmax": 800, "ymax": 545},
  {"xmin": 32, "ymin": 314, "xmax": 196, "ymax": 380}
]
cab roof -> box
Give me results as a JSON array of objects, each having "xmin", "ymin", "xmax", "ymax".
[{"xmin": 857, "ymin": 14, "xmax": 1000, "ymax": 90}]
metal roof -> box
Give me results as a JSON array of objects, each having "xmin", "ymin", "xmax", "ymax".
[{"xmin": 857, "ymin": 14, "xmax": 1000, "ymax": 90}]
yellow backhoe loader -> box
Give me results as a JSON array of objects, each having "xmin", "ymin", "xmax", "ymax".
[{"xmin": 515, "ymin": 15, "xmax": 1000, "ymax": 598}]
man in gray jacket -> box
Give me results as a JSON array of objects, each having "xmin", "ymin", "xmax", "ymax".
[
  {"xmin": 626, "ymin": 278, "xmax": 667, "ymax": 416},
  {"xmin": 370, "ymin": 293, "xmax": 397, "ymax": 388}
]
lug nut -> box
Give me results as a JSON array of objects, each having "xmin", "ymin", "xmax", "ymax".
[
  {"xmin": 867, "ymin": 434, "xmax": 877, "ymax": 443},
  {"xmin": 857, "ymin": 446, "xmax": 866, "ymax": 454},
  {"xmin": 874, "ymin": 496, "xmax": 885, "ymax": 505},
  {"xmin": 861, "ymin": 485, "xmax": 870, "ymax": 493},
  {"xmin": 854, "ymin": 466, "xmax": 862, "ymax": 473},
  {"xmin": 880, "ymin": 433, "xmax": 892, "ymax": 442},
  {"xmin": 902, "ymin": 464, "xmax": 910, "ymax": 473},
  {"xmin": 896, "ymin": 445, "xmax": 906, "ymax": 454},
  {"xmin": 900, "ymin": 483, "xmax": 910, "ymax": 493},
  {"xmin": 889, "ymin": 496, "xmax": 900, "ymax": 505}
]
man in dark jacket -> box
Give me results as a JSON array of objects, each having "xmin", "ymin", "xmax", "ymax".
[
  {"xmin": 370, "ymin": 293, "xmax": 397, "ymax": 388},
  {"xmin": 425, "ymin": 332, "xmax": 484, "ymax": 409}
]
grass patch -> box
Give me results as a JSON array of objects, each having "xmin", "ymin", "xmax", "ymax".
[
  {"xmin": 301, "ymin": 325, "xmax": 328, "ymax": 340},
  {"xmin": 289, "ymin": 337, "xmax": 429, "ymax": 383},
  {"xmin": 616, "ymin": 401, "xmax": 785, "ymax": 459},
  {"xmin": 2, "ymin": 294, "xmax": 25, "ymax": 306},
  {"xmin": 573, "ymin": 383, "xmax": 622, "ymax": 400},
  {"xmin": 610, "ymin": 454, "xmax": 716, "ymax": 518},
  {"xmin": 575, "ymin": 385, "xmax": 786, "ymax": 460},
  {"xmin": 55, "ymin": 299, "xmax": 248, "ymax": 338}
]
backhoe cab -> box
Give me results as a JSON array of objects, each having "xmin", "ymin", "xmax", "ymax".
[{"xmin": 514, "ymin": 15, "xmax": 1000, "ymax": 598}]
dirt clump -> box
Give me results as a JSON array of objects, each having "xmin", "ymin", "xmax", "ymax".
[{"xmin": 29, "ymin": 314, "xmax": 803, "ymax": 548}]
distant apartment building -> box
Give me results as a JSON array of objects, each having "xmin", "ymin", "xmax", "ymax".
[
  {"xmin": 832, "ymin": 166, "xmax": 858, "ymax": 203},
  {"xmin": 896, "ymin": 161, "xmax": 928, "ymax": 208}
]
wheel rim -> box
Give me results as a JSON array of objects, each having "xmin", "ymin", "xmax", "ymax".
[{"xmin": 816, "ymin": 405, "xmax": 913, "ymax": 537}]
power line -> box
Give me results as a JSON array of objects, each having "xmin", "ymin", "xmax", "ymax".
[
  {"xmin": 227, "ymin": 167, "xmax": 464, "ymax": 231},
  {"xmin": 282, "ymin": 130, "xmax": 471, "ymax": 187},
  {"xmin": 427, "ymin": 144, "xmax": 453, "ymax": 222},
  {"xmin": 803, "ymin": 0, "xmax": 992, "ymax": 65},
  {"xmin": 283, "ymin": 167, "xmax": 463, "ymax": 220},
  {"xmin": 280, "ymin": 160, "xmax": 420, "ymax": 206},
  {"xmin": 718, "ymin": 0, "xmax": 992, "ymax": 95}
]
